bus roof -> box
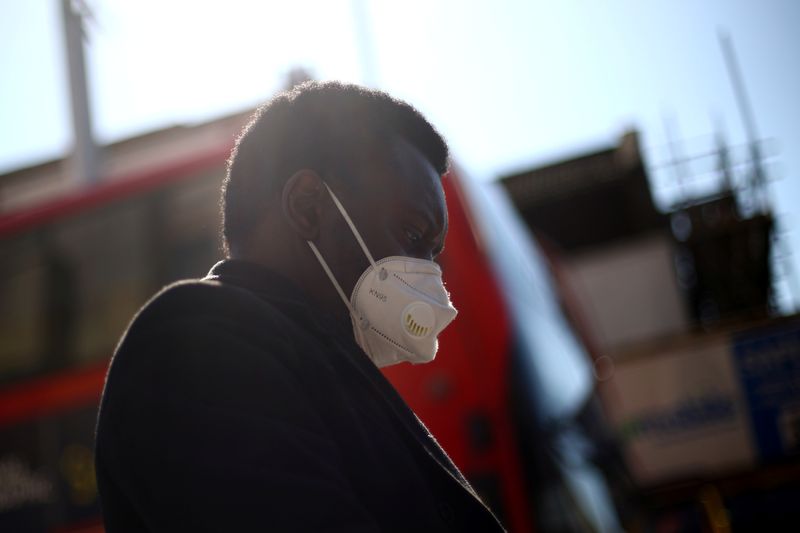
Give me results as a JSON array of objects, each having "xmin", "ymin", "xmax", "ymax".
[{"xmin": 0, "ymin": 109, "xmax": 251, "ymax": 238}]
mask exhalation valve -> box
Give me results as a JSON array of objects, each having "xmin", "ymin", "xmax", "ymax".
[{"xmin": 402, "ymin": 302, "xmax": 436, "ymax": 339}]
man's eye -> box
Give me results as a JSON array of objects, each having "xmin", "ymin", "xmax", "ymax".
[{"xmin": 404, "ymin": 227, "xmax": 423, "ymax": 244}]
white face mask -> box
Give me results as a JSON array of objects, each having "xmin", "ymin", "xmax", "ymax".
[{"xmin": 307, "ymin": 183, "xmax": 458, "ymax": 368}]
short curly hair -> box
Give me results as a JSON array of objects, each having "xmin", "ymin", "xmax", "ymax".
[{"xmin": 221, "ymin": 81, "xmax": 449, "ymax": 255}]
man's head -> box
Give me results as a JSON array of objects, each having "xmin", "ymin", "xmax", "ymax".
[{"xmin": 221, "ymin": 81, "xmax": 450, "ymax": 320}]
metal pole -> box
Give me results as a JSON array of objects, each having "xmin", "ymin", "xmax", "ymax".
[
  {"xmin": 718, "ymin": 30, "xmax": 765, "ymax": 212},
  {"xmin": 711, "ymin": 114, "xmax": 734, "ymax": 194},
  {"xmin": 61, "ymin": 0, "xmax": 99, "ymax": 186},
  {"xmin": 662, "ymin": 112, "xmax": 690, "ymax": 206},
  {"xmin": 351, "ymin": 0, "xmax": 379, "ymax": 87}
]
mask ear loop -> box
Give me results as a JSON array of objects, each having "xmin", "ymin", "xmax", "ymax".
[
  {"xmin": 306, "ymin": 182, "xmax": 376, "ymax": 329},
  {"xmin": 322, "ymin": 183, "xmax": 376, "ymax": 267},
  {"xmin": 307, "ymin": 241, "xmax": 356, "ymax": 315}
]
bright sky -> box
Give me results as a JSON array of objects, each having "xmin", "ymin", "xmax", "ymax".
[{"xmin": 1, "ymin": 0, "xmax": 798, "ymax": 309}]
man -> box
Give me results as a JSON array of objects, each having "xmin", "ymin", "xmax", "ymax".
[{"xmin": 95, "ymin": 82, "xmax": 505, "ymax": 532}]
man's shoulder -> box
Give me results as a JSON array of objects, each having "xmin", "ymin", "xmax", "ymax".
[
  {"xmin": 121, "ymin": 277, "xmax": 296, "ymax": 346},
  {"xmin": 104, "ymin": 278, "xmax": 309, "ymax": 400},
  {"xmin": 139, "ymin": 277, "xmax": 258, "ymax": 317}
]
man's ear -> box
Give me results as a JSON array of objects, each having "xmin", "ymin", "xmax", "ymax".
[{"xmin": 281, "ymin": 169, "xmax": 325, "ymax": 240}]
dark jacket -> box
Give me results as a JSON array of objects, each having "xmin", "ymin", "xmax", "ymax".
[{"xmin": 95, "ymin": 260, "xmax": 505, "ymax": 532}]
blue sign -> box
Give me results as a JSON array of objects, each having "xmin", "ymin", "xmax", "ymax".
[{"xmin": 732, "ymin": 320, "xmax": 800, "ymax": 462}]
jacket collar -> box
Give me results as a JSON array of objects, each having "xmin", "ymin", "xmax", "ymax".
[
  {"xmin": 205, "ymin": 259, "xmax": 354, "ymax": 338},
  {"xmin": 206, "ymin": 259, "xmax": 309, "ymax": 304}
]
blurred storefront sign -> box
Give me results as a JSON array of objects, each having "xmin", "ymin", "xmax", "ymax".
[
  {"xmin": 603, "ymin": 316, "xmax": 800, "ymax": 487},
  {"xmin": 604, "ymin": 339, "xmax": 756, "ymax": 485}
]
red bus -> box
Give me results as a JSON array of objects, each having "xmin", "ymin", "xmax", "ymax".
[{"xmin": 0, "ymin": 114, "xmax": 623, "ymax": 532}]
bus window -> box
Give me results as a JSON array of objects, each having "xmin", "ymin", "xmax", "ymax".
[
  {"xmin": 49, "ymin": 200, "xmax": 152, "ymax": 366},
  {"xmin": 0, "ymin": 235, "xmax": 48, "ymax": 381}
]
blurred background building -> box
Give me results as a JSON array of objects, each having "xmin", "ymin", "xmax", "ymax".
[{"xmin": 1, "ymin": 1, "xmax": 799, "ymax": 531}]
